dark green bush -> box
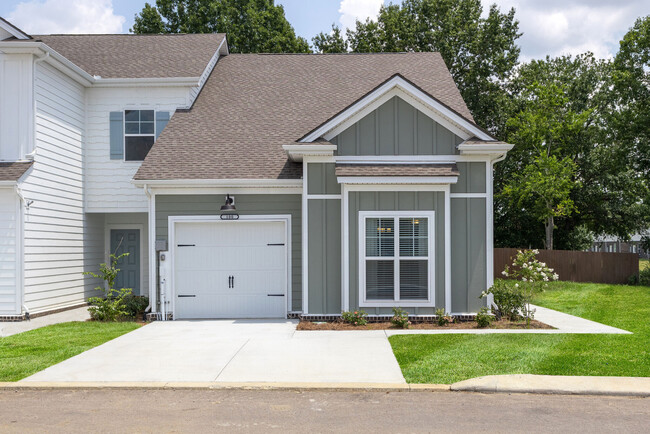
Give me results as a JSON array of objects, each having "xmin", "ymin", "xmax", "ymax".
[
  {"xmin": 476, "ymin": 307, "xmax": 493, "ymax": 328},
  {"xmin": 122, "ymin": 294, "xmax": 149, "ymax": 319},
  {"xmin": 639, "ymin": 268, "xmax": 650, "ymax": 286}
]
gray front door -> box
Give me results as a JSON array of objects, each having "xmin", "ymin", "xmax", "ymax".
[{"xmin": 110, "ymin": 229, "xmax": 140, "ymax": 295}]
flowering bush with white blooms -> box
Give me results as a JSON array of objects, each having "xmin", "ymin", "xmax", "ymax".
[{"xmin": 483, "ymin": 249, "xmax": 559, "ymax": 326}]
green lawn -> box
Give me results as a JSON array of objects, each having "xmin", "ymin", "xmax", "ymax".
[
  {"xmin": 0, "ymin": 322, "xmax": 140, "ymax": 381},
  {"xmin": 389, "ymin": 282, "xmax": 650, "ymax": 384},
  {"xmin": 641, "ymin": 259, "xmax": 649, "ymax": 271}
]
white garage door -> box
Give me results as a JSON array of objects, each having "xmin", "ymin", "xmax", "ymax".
[{"xmin": 173, "ymin": 220, "xmax": 287, "ymax": 319}]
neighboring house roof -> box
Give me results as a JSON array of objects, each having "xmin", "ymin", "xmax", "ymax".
[
  {"xmin": 335, "ymin": 164, "xmax": 459, "ymax": 177},
  {"xmin": 135, "ymin": 52, "xmax": 475, "ymax": 181},
  {"xmin": 0, "ymin": 161, "xmax": 33, "ymax": 181},
  {"xmin": 26, "ymin": 33, "xmax": 226, "ymax": 78}
]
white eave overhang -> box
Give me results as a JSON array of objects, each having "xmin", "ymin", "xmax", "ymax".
[
  {"xmin": 283, "ymin": 143, "xmax": 337, "ymax": 162},
  {"xmin": 337, "ymin": 176, "xmax": 458, "ymax": 185},
  {"xmin": 0, "ymin": 41, "xmax": 201, "ymax": 88},
  {"xmin": 457, "ymin": 142, "xmax": 514, "ymax": 156},
  {"xmin": 132, "ymin": 178, "xmax": 303, "ymax": 188}
]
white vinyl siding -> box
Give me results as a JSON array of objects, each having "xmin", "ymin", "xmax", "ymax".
[
  {"xmin": 19, "ymin": 61, "xmax": 103, "ymax": 314},
  {"xmin": 85, "ymin": 87, "xmax": 191, "ymax": 212},
  {"xmin": 359, "ymin": 211, "xmax": 435, "ymax": 307},
  {"xmin": 0, "ymin": 53, "xmax": 33, "ymax": 161},
  {"xmin": 0, "ymin": 190, "xmax": 20, "ymax": 315}
]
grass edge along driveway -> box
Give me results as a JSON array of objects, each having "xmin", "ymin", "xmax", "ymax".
[
  {"xmin": 389, "ymin": 282, "xmax": 650, "ymax": 384},
  {"xmin": 0, "ymin": 321, "xmax": 140, "ymax": 382}
]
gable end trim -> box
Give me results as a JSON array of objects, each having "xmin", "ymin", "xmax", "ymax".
[{"xmin": 299, "ymin": 74, "xmax": 494, "ymax": 143}]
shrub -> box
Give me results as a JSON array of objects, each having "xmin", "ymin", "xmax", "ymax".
[
  {"xmin": 391, "ymin": 307, "xmax": 411, "ymax": 329},
  {"xmin": 435, "ymin": 308, "xmax": 453, "ymax": 326},
  {"xmin": 84, "ymin": 252, "xmax": 135, "ymax": 322},
  {"xmin": 475, "ymin": 307, "xmax": 493, "ymax": 328},
  {"xmin": 639, "ymin": 268, "xmax": 650, "ymax": 286},
  {"xmin": 341, "ymin": 310, "xmax": 368, "ymax": 326},
  {"xmin": 122, "ymin": 294, "xmax": 149, "ymax": 319},
  {"xmin": 88, "ymin": 288, "xmax": 131, "ymax": 322},
  {"xmin": 497, "ymin": 249, "xmax": 560, "ymax": 325},
  {"xmin": 481, "ymin": 279, "xmax": 526, "ymax": 321}
]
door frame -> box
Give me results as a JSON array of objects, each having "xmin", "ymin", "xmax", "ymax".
[
  {"xmin": 105, "ymin": 224, "xmax": 144, "ymax": 295},
  {"xmin": 168, "ymin": 215, "xmax": 292, "ymax": 319}
]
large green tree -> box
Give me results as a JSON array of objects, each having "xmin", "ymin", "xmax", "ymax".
[
  {"xmin": 312, "ymin": 24, "xmax": 348, "ymax": 54},
  {"xmin": 131, "ymin": 0, "xmax": 310, "ymax": 53},
  {"xmin": 496, "ymin": 52, "xmax": 649, "ymax": 249},
  {"xmin": 340, "ymin": 0, "xmax": 521, "ymax": 134}
]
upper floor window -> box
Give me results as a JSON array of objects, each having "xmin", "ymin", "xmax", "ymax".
[{"xmin": 124, "ymin": 110, "xmax": 155, "ymax": 161}]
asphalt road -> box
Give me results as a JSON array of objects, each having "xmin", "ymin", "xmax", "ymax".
[{"xmin": 0, "ymin": 389, "xmax": 648, "ymax": 433}]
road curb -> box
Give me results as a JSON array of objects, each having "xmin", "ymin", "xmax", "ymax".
[
  {"xmin": 0, "ymin": 381, "xmax": 451, "ymax": 393},
  {"xmin": 451, "ymin": 374, "xmax": 650, "ymax": 397}
]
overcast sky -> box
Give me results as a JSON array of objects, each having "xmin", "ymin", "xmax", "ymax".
[{"xmin": 1, "ymin": 0, "xmax": 646, "ymax": 60}]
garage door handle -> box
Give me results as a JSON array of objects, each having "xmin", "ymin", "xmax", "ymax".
[
  {"xmin": 267, "ymin": 294, "xmax": 284, "ymax": 297},
  {"xmin": 178, "ymin": 295, "xmax": 196, "ymax": 298},
  {"xmin": 177, "ymin": 244, "xmax": 196, "ymax": 247},
  {"xmin": 267, "ymin": 243, "xmax": 284, "ymax": 246}
]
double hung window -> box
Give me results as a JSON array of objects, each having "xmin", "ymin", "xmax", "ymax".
[
  {"xmin": 360, "ymin": 212, "xmax": 434, "ymax": 305},
  {"xmin": 124, "ymin": 110, "xmax": 155, "ymax": 161}
]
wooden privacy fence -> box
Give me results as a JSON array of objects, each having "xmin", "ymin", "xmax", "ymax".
[{"xmin": 494, "ymin": 248, "xmax": 639, "ymax": 284}]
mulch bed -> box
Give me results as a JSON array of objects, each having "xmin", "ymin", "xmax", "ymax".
[{"xmin": 297, "ymin": 319, "xmax": 553, "ymax": 330}]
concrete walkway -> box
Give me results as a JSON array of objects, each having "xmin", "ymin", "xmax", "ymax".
[
  {"xmin": 0, "ymin": 307, "xmax": 90, "ymax": 337},
  {"xmin": 385, "ymin": 304, "xmax": 631, "ymax": 335},
  {"xmin": 452, "ymin": 374, "xmax": 650, "ymax": 397},
  {"xmin": 23, "ymin": 320, "xmax": 406, "ymax": 384}
]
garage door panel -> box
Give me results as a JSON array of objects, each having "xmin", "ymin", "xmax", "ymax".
[
  {"xmin": 176, "ymin": 294, "xmax": 285, "ymax": 319},
  {"xmin": 173, "ymin": 220, "xmax": 288, "ymax": 319}
]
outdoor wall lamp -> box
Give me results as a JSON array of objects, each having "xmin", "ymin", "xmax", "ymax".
[
  {"xmin": 220, "ymin": 194, "xmax": 239, "ymax": 220},
  {"xmin": 220, "ymin": 194, "xmax": 236, "ymax": 211}
]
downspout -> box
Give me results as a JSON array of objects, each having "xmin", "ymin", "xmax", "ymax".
[
  {"xmin": 143, "ymin": 184, "xmax": 153, "ymax": 316},
  {"xmin": 486, "ymin": 152, "xmax": 508, "ymax": 312},
  {"xmin": 14, "ymin": 185, "xmax": 29, "ymax": 319}
]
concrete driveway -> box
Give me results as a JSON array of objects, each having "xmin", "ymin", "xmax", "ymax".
[{"xmin": 23, "ymin": 320, "xmax": 405, "ymax": 383}]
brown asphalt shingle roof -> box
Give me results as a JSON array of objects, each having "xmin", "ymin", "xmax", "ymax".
[
  {"xmin": 30, "ymin": 34, "xmax": 225, "ymax": 78},
  {"xmin": 135, "ymin": 52, "xmax": 475, "ymax": 181},
  {"xmin": 0, "ymin": 161, "xmax": 32, "ymax": 181},
  {"xmin": 335, "ymin": 163, "xmax": 458, "ymax": 177}
]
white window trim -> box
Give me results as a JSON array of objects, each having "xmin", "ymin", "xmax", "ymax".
[
  {"xmin": 358, "ymin": 211, "xmax": 435, "ymax": 307},
  {"xmin": 123, "ymin": 109, "xmax": 156, "ymax": 162}
]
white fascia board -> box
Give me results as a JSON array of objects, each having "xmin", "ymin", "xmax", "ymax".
[
  {"xmin": 0, "ymin": 19, "xmax": 30, "ymax": 40},
  {"xmin": 0, "ymin": 181, "xmax": 17, "ymax": 187},
  {"xmin": 337, "ymin": 176, "xmax": 458, "ymax": 185},
  {"xmin": 300, "ymin": 75, "xmax": 493, "ymax": 143},
  {"xmin": 132, "ymin": 178, "xmax": 303, "ymax": 188},
  {"xmin": 0, "ymin": 41, "xmax": 203, "ymax": 89},
  {"xmin": 457, "ymin": 143, "xmax": 514, "ymax": 156},
  {"xmin": 93, "ymin": 76, "xmax": 201, "ymax": 88},
  {"xmin": 0, "ymin": 41, "xmax": 94, "ymax": 86},
  {"xmin": 283, "ymin": 144, "xmax": 337, "ymax": 162}
]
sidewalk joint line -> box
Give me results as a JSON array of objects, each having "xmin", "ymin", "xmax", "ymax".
[{"xmin": 213, "ymin": 338, "xmax": 250, "ymax": 381}]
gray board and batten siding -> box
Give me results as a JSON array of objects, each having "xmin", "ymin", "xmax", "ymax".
[
  {"xmin": 330, "ymin": 96, "xmax": 464, "ymax": 156},
  {"xmin": 347, "ymin": 191, "xmax": 446, "ymax": 315},
  {"xmin": 155, "ymin": 194, "xmax": 302, "ymax": 311}
]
